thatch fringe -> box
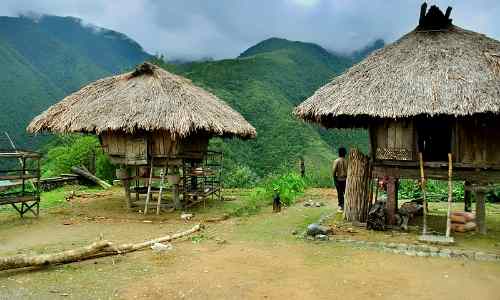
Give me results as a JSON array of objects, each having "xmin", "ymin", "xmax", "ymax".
[
  {"xmin": 27, "ymin": 62, "xmax": 256, "ymax": 139},
  {"xmin": 294, "ymin": 24, "xmax": 500, "ymax": 128}
]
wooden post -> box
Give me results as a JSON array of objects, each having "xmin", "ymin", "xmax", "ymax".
[
  {"xmin": 475, "ymin": 189, "xmax": 487, "ymax": 235},
  {"xmin": 144, "ymin": 159, "xmax": 154, "ymax": 215},
  {"xmin": 445, "ymin": 153, "xmax": 453, "ymax": 238},
  {"xmin": 300, "ymin": 158, "xmax": 305, "ymax": 178},
  {"xmin": 117, "ymin": 167, "xmax": 132, "ymax": 210},
  {"xmin": 344, "ymin": 148, "xmax": 371, "ymax": 222},
  {"xmin": 386, "ymin": 177, "xmax": 398, "ymax": 225},
  {"xmin": 464, "ymin": 181, "xmax": 472, "ymax": 212},
  {"xmin": 419, "ymin": 152, "xmax": 428, "ymax": 235}
]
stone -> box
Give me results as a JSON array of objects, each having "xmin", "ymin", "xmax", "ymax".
[
  {"xmin": 415, "ymin": 245, "xmax": 430, "ymax": 252},
  {"xmin": 416, "ymin": 251, "xmax": 429, "ymax": 257},
  {"xmin": 397, "ymin": 244, "xmax": 408, "ymax": 251},
  {"xmin": 215, "ymin": 238, "xmax": 227, "ymax": 245},
  {"xmin": 451, "ymin": 249, "xmax": 465, "ymax": 258},
  {"xmin": 405, "ymin": 250, "xmax": 417, "ymax": 256},
  {"xmin": 439, "ymin": 249, "xmax": 451, "ymax": 258},
  {"xmin": 151, "ymin": 242, "xmax": 173, "ymax": 252},
  {"xmin": 428, "ymin": 246, "xmax": 439, "ymax": 253},
  {"xmin": 365, "ymin": 241, "xmax": 376, "ymax": 248},
  {"xmin": 291, "ymin": 230, "xmax": 298, "ymax": 235},
  {"xmin": 315, "ymin": 202, "xmax": 322, "ymax": 207},
  {"xmin": 407, "ymin": 245, "xmax": 416, "ymax": 251},
  {"xmin": 315, "ymin": 234, "xmax": 329, "ymax": 241},
  {"xmin": 306, "ymin": 223, "xmax": 332, "ymax": 236},
  {"xmin": 475, "ymin": 252, "xmax": 497, "ymax": 261},
  {"xmin": 387, "ymin": 243, "xmax": 398, "ymax": 249},
  {"xmin": 463, "ymin": 251, "xmax": 475, "ymax": 260}
]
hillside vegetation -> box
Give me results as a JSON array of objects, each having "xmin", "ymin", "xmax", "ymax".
[
  {"xmin": 0, "ymin": 15, "xmax": 382, "ymax": 186},
  {"xmin": 155, "ymin": 37, "xmax": 381, "ymax": 184},
  {"xmin": 0, "ymin": 15, "xmax": 150, "ymax": 148}
]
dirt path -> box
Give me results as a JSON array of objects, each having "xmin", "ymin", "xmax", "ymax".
[
  {"xmin": 122, "ymin": 242, "xmax": 500, "ymax": 300},
  {"xmin": 1, "ymin": 187, "xmax": 499, "ymax": 300}
]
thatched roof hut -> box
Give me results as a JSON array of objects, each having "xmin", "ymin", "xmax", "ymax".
[
  {"xmin": 28, "ymin": 62, "xmax": 256, "ymax": 139},
  {"xmin": 295, "ymin": 7, "xmax": 500, "ymax": 128},
  {"xmin": 294, "ymin": 4, "xmax": 500, "ymax": 231},
  {"xmin": 28, "ymin": 62, "xmax": 256, "ymax": 211}
]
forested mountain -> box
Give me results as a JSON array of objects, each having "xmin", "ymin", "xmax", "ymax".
[
  {"xmin": 0, "ymin": 15, "xmax": 150, "ymax": 148},
  {"xmin": 157, "ymin": 37, "xmax": 383, "ymax": 181},
  {"xmin": 0, "ymin": 14, "xmax": 383, "ymax": 183}
]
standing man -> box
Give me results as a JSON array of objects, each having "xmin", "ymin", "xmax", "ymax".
[{"xmin": 332, "ymin": 147, "xmax": 348, "ymax": 212}]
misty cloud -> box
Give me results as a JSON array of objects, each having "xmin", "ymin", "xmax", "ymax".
[{"xmin": 1, "ymin": 1, "xmax": 500, "ymax": 60}]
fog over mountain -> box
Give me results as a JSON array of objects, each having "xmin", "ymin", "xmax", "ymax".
[{"xmin": 1, "ymin": 1, "xmax": 500, "ymax": 60}]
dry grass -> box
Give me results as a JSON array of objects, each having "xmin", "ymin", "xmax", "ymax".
[
  {"xmin": 27, "ymin": 62, "xmax": 256, "ymax": 139},
  {"xmin": 295, "ymin": 25, "xmax": 500, "ymax": 127}
]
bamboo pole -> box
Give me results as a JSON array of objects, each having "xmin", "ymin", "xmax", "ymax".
[
  {"xmin": 156, "ymin": 168, "xmax": 166, "ymax": 215},
  {"xmin": 446, "ymin": 153, "xmax": 453, "ymax": 238},
  {"xmin": 144, "ymin": 158, "xmax": 154, "ymax": 215},
  {"xmin": 419, "ymin": 152, "xmax": 428, "ymax": 235}
]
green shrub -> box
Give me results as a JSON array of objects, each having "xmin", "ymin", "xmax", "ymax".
[
  {"xmin": 230, "ymin": 187, "xmax": 270, "ymax": 217},
  {"xmin": 229, "ymin": 171, "xmax": 306, "ymax": 216},
  {"xmin": 398, "ymin": 179, "xmax": 464, "ymax": 202},
  {"xmin": 42, "ymin": 135, "xmax": 116, "ymax": 183},
  {"xmin": 224, "ymin": 165, "xmax": 259, "ymax": 188},
  {"xmin": 263, "ymin": 171, "xmax": 306, "ymax": 206}
]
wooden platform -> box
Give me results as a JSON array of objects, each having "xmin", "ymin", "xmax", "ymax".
[{"xmin": 0, "ymin": 149, "xmax": 41, "ymax": 217}]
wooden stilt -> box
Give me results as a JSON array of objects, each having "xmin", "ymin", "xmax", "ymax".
[
  {"xmin": 144, "ymin": 158, "xmax": 154, "ymax": 215},
  {"xmin": 464, "ymin": 181, "xmax": 472, "ymax": 212},
  {"xmin": 445, "ymin": 153, "xmax": 453, "ymax": 238},
  {"xmin": 475, "ymin": 189, "xmax": 487, "ymax": 235},
  {"xmin": 156, "ymin": 168, "xmax": 165, "ymax": 215},
  {"xmin": 419, "ymin": 152, "xmax": 428, "ymax": 235},
  {"xmin": 119, "ymin": 167, "xmax": 132, "ymax": 210},
  {"xmin": 123, "ymin": 179, "xmax": 132, "ymax": 210},
  {"xmin": 386, "ymin": 177, "xmax": 398, "ymax": 225},
  {"xmin": 135, "ymin": 167, "xmax": 140, "ymax": 203}
]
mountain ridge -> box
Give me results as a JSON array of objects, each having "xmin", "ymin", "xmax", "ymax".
[
  {"xmin": 0, "ymin": 14, "xmax": 383, "ymax": 183},
  {"xmin": 0, "ymin": 15, "xmax": 151, "ymax": 148}
]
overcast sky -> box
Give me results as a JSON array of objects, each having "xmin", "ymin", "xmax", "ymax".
[{"xmin": 1, "ymin": 1, "xmax": 500, "ymax": 60}]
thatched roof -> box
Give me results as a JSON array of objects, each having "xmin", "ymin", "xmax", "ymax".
[
  {"xmin": 294, "ymin": 4, "xmax": 500, "ymax": 128},
  {"xmin": 28, "ymin": 62, "xmax": 256, "ymax": 139}
]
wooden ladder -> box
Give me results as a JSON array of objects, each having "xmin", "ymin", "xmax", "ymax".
[{"xmin": 419, "ymin": 152, "xmax": 454, "ymax": 244}]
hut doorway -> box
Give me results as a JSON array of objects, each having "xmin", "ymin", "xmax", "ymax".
[{"xmin": 416, "ymin": 120, "xmax": 451, "ymax": 161}]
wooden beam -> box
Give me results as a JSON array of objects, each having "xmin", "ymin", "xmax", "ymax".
[
  {"xmin": 386, "ymin": 177, "xmax": 398, "ymax": 225},
  {"xmin": 475, "ymin": 190, "xmax": 487, "ymax": 235},
  {"xmin": 464, "ymin": 181, "xmax": 472, "ymax": 212},
  {"xmin": 373, "ymin": 165, "xmax": 500, "ymax": 183}
]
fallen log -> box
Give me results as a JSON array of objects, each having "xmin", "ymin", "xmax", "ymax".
[
  {"xmin": 0, "ymin": 241, "xmax": 112, "ymax": 271},
  {"xmin": 71, "ymin": 166, "xmax": 112, "ymax": 189},
  {"xmin": 0, "ymin": 224, "xmax": 201, "ymax": 271}
]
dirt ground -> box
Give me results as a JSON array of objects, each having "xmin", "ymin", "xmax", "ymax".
[{"xmin": 1, "ymin": 187, "xmax": 500, "ymax": 300}]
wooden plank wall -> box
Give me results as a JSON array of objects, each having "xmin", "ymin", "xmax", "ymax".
[
  {"xmin": 149, "ymin": 131, "xmax": 178, "ymax": 157},
  {"xmin": 373, "ymin": 120, "xmax": 414, "ymax": 160},
  {"xmin": 100, "ymin": 130, "xmax": 210, "ymax": 160},
  {"xmin": 456, "ymin": 119, "xmax": 500, "ymax": 165}
]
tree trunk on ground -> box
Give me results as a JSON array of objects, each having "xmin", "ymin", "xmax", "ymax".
[
  {"xmin": 344, "ymin": 148, "xmax": 372, "ymax": 222},
  {"xmin": 71, "ymin": 166, "xmax": 112, "ymax": 189},
  {"xmin": 0, "ymin": 224, "xmax": 201, "ymax": 271}
]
